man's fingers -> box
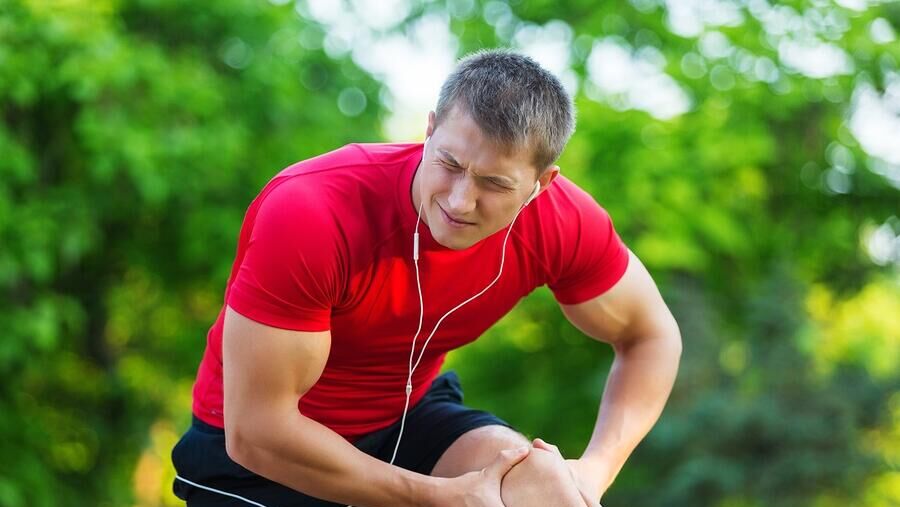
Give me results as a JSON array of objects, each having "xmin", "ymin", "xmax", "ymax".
[
  {"xmin": 576, "ymin": 486, "xmax": 595, "ymax": 507},
  {"xmin": 483, "ymin": 446, "xmax": 530, "ymax": 480},
  {"xmin": 532, "ymin": 437, "xmax": 563, "ymax": 458}
]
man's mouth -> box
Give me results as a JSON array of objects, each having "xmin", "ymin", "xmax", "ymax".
[{"xmin": 438, "ymin": 205, "xmax": 475, "ymax": 228}]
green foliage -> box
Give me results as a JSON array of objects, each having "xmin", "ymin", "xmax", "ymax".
[
  {"xmin": 1, "ymin": 0, "xmax": 898, "ymax": 505},
  {"xmin": 0, "ymin": 0, "xmax": 381, "ymax": 505},
  {"xmin": 438, "ymin": 1, "xmax": 900, "ymax": 505}
]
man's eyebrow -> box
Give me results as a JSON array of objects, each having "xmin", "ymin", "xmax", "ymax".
[
  {"xmin": 437, "ymin": 149, "xmax": 518, "ymax": 187},
  {"xmin": 437, "ymin": 149, "xmax": 461, "ymax": 166}
]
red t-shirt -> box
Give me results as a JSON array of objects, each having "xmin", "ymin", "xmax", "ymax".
[{"xmin": 191, "ymin": 143, "xmax": 629, "ymax": 441}]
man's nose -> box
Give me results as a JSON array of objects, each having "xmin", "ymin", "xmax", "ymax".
[{"xmin": 447, "ymin": 176, "xmax": 477, "ymax": 214}]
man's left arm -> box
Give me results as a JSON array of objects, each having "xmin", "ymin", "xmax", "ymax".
[{"xmin": 556, "ymin": 249, "xmax": 682, "ymax": 502}]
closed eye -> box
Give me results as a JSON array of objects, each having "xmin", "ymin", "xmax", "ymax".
[
  {"xmin": 441, "ymin": 160, "xmax": 463, "ymax": 172},
  {"xmin": 484, "ymin": 177, "xmax": 514, "ymax": 191},
  {"xmin": 440, "ymin": 159, "xmax": 512, "ymax": 191}
]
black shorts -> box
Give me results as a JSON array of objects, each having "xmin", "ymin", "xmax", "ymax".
[{"xmin": 171, "ymin": 371, "xmax": 514, "ymax": 506}]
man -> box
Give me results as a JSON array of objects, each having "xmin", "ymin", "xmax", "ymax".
[{"xmin": 172, "ymin": 49, "xmax": 681, "ymax": 507}]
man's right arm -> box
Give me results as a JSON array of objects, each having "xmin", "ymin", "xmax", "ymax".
[{"xmin": 221, "ymin": 305, "xmax": 528, "ymax": 507}]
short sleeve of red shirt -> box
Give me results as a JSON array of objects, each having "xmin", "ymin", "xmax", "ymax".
[
  {"xmin": 545, "ymin": 182, "xmax": 630, "ymax": 305},
  {"xmin": 226, "ymin": 177, "xmax": 344, "ymax": 331}
]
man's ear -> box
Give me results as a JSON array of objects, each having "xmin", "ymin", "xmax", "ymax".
[
  {"xmin": 537, "ymin": 165, "xmax": 560, "ymax": 192},
  {"xmin": 425, "ymin": 111, "xmax": 436, "ymax": 139}
]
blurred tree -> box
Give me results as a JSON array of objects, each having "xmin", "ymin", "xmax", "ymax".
[
  {"xmin": 2, "ymin": 0, "xmax": 898, "ymax": 506},
  {"xmin": 0, "ymin": 0, "xmax": 381, "ymax": 505},
  {"xmin": 431, "ymin": 1, "xmax": 900, "ymax": 505}
]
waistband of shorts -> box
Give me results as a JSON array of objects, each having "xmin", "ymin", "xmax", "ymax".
[
  {"xmin": 192, "ymin": 414, "xmax": 226, "ymax": 435},
  {"xmin": 186, "ymin": 371, "xmax": 462, "ymax": 439}
]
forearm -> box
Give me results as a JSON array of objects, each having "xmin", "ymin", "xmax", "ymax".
[
  {"xmin": 581, "ymin": 331, "xmax": 681, "ymax": 488},
  {"xmin": 229, "ymin": 408, "xmax": 440, "ymax": 507}
]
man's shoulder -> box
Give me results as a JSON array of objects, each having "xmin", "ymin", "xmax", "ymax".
[
  {"xmin": 539, "ymin": 174, "xmax": 607, "ymax": 215},
  {"xmin": 350, "ymin": 142, "xmax": 423, "ymax": 164},
  {"xmin": 527, "ymin": 173, "xmax": 618, "ymax": 250},
  {"xmin": 249, "ymin": 142, "xmax": 419, "ymax": 248},
  {"xmin": 250, "ymin": 141, "xmax": 421, "ymax": 218},
  {"xmin": 275, "ymin": 142, "xmax": 422, "ymax": 178}
]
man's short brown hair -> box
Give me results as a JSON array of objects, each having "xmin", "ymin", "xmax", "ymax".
[{"xmin": 434, "ymin": 49, "xmax": 576, "ymax": 171}]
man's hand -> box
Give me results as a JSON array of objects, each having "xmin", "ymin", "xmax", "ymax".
[
  {"xmin": 532, "ymin": 438, "xmax": 607, "ymax": 505},
  {"xmin": 436, "ymin": 446, "xmax": 531, "ymax": 507},
  {"xmin": 498, "ymin": 444, "xmax": 588, "ymax": 507}
]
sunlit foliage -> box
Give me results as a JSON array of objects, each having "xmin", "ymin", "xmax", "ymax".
[{"xmin": 1, "ymin": 0, "xmax": 897, "ymax": 505}]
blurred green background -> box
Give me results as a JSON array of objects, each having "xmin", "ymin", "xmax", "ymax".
[{"xmin": 1, "ymin": 0, "xmax": 898, "ymax": 505}]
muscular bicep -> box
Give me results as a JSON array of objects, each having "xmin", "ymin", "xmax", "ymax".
[
  {"xmin": 222, "ymin": 304, "xmax": 331, "ymax": 431},
  {"xmin": 559, "ymin": 250, "xmax": 678, "ymax": 348}
]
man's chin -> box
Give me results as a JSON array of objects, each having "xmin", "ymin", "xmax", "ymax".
[
  {"xmin": 431, "ymin": 227, "xmax": 479, "ymax": 251},
  {"xmin": 433, "ymin": 235, "xmax": 476, "ymax": 251}
]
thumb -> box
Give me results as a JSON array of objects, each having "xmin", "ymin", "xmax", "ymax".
[
  {"xmin": 483, "ymin": 446, "xmax": 530, "ymax": 480},
  {"xmin": 532, "ymin": 438, "xmax": 563, "ymax": 458}
]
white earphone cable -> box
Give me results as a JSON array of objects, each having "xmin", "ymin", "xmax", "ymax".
[
  {"xmin": 388, "ymin": 202, "xmax": 426, "ymax": 465},
  {"xmin": 388, "ymin": 198, "xmax": 527, "ymax": 465},
  {"xmin": 174, "ymin": 475, "xmax": 267, "ymax": 507}
]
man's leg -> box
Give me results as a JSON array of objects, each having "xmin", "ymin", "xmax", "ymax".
[
  {"xmin": 430, "ymin": 425, "xmax": 529, "ymax": 477},
  {"xmin": 172, "ymin": 417, "xmax": 342, "ymax": 506},
  {"xmin": 430, "ymin": 425, "xmax": 586, "ymax": 507}
]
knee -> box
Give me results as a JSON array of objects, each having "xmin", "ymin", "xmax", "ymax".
[
  {"xmin": 431, "ymin": 425, "xmax": 529, "ymax": 478},
  {"xmin": 502, "ymin": 448, "xmax": 571, "ymax": 487},
  {"xmin": 500, "ymin": 448, "xmax": 583, "ymax": 507}
]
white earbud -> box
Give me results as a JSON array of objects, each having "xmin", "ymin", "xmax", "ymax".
[{"xmin": 524, "ymin": 181, "xmax": 541, "ymax": 206}]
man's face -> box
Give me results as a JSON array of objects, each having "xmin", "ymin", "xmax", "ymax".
[{"xmin": 412, "ymin": 108, "xmax": 558, "ymax": 250}]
